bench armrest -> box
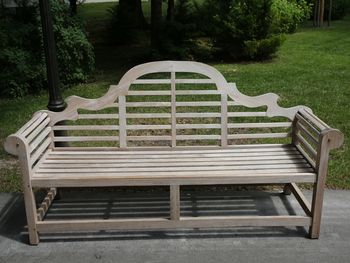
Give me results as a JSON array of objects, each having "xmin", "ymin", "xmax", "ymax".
[
  {"xmin": 4, "ymin": 112, "xmax": 53, "ymax": 173},
  {"xmin": 292, "ymin": 108, "xmax": 344, "ymax": 170}
]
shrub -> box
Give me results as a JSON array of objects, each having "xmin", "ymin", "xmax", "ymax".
[
  {"xmin": 271, "ymin": 0, "xmax": 311, "ymax": 33},
  {"xmin": 0, "ymin": 3, "xmax": 45, "ymax": 97},
  {"xmin": 51, "ymin": 0, "xmax": 95, "ymax": 85},
  {"xmin": 244, "ymin": 34, "xmax": 286, "ymax": 60},
  {"xmin": 151, "ymin": 20, "xmax": 198, "ymax": 60},
  {"xmin": 199, "ymin": 0, "xmax": 285, "ymax": 60},
  {"xmin": 0, "ymin": 0, "xmax": 94, "ymax": 98}
]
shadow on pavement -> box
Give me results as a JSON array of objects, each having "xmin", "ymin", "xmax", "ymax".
[{"xmin": 0, "ymin": 188, "xmax": 308, "ymax": 244}]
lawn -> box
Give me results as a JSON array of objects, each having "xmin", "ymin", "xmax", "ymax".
[{"xmin": 0, "ymin": 3, "xmax": 349, "ymax": 191}]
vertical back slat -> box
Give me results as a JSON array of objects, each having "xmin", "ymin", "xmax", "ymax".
[
  {"xmin": 221, "ymin": 94, "xmax": 228, "ymax": 147},
  {"xmin": 118, "ymin": 95, "xmax": 127, "ymax": 148},
  {"xmin": 171, "ymin": 71, "xmax": 176, "ymax": 147}
]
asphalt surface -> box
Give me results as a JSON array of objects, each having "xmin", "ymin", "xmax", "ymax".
[{"xmin": 0, "ymin": 189, "xmax": 349, "ymax": 263}]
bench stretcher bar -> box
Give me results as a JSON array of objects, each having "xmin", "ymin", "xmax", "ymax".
[{"xmin": 36, "ymin": 215, "xmax": 312, "ymax": 233}]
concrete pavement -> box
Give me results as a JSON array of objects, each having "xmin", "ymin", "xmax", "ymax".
[{"xmin": 0, "ymin": 189, "xmax": 349, "ymax": 262}]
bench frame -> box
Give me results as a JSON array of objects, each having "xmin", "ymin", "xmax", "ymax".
[{"xmin": 4, "ymin": 61, "xmax": 343, "ymax": 245}]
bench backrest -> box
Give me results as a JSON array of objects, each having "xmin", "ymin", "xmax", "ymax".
[{"xmin": 46, "ymin": 61, "xmax": 310, "ymax": 148}]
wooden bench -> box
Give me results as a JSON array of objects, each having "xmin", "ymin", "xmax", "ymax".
[{"xmin": 4, "ymin": 61, "xmax": 343, "ymax": 244}]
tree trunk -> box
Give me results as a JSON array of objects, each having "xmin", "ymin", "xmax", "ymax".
[
  {"xmin": 313, "ymin": 0, "xmax": 319, "ymax": 27},
  {"xmin": 167, "ymin": 0, "xmax": 175, "ymax": 21},
  {"xmin": 319, "ymin": 0, "xmax": 325, "ymax": 26},
  {"xmin": 151, "ymin": 0, "xmax": 162, "ymax": 48},
  {"xmin": 118, "ymin": 0, "xmax": 148, "ymax": 29},
  {"xmin": 328, "ymin": 0, "xmax": 332, "ymax": 26},
  {"xmin": 69, "ymin": 0, "xmax": 77, "ymax": 15}
]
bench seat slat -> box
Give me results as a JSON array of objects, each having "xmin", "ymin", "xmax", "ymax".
[
  {"xmin": 46, "ymin": 151, "xmax": 300, "ymax": 159},
  {"xmin": 32, "ymin": 146, "xmax": 316, "ymax": 187},
  {"xmin": 31, "ymin": 172, "xmax": 316, "ymax": 187},
  {"xmin": 48, "ymin": 146, "xmax": 299, "ymax": 155},
  {"xmin": 53, "ymin": 143, "xmax": 292, "ymax": 151},
  {"xmin": 42, "ymin": 155, "xmax": 306, "ymax": 164},
  {"xmin": 40, "ymin": 159, "xmax": 308, "ymax": 168},
  {"xmin": 36, "ymin": 163, "xmax": 312, "ymax": 173}
]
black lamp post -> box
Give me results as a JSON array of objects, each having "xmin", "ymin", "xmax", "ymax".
[
  {"xmin": 39, "ymin": 0, "xmax": 66, "ymax": 112},
  {"xmin": 38, "ymin": 0, "xmax": 66, "ymax": 199}
]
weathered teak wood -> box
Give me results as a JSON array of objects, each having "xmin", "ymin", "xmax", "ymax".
[
  {"xmin": 36, "ymin": 216, "xmax": 312, "ymax": 233},
  {"xmin": 170, "ymin": 185, "xmax": 180, "ymax": 220},
  {"xmin": 3, "ymin": 61, "xmax": 343, "ymax": 244},
  {"xmin": 37, "ymin": 188, "xmax": 57, "ymax": 221},
  {"xmin": 284, "ymin": 183, "xmax": 312, "ymax": 216}
]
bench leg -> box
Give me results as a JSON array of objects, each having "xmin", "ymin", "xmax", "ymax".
[
  {"xmin": 23, "ymin": 184, "xmax": 39, "ymax": 245},
  {"xmin": 309, "ymin": 137, "xmax": 331, "ymax": 239},
  {"xmin": 309, "ymin": 182, "xmax": 325, "ymax": 239},
  {"xmin": 170, "ymin": 185, "xmax": 180, "ymax": 221}
]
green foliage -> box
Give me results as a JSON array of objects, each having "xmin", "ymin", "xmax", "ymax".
[
  {"xmin": 199, "ymin": 0, "xmax": 282, "ymax": 60},
  {"xmin": 51, "ymin": 0, "xmax": 95, "ymax": 85},
  {"xmin": 174, "ymin": 0, "xmax": 196, "ymax": 24},
  {"xmin": 196, "ymin": 0, "xmax": 311, "ymax": 60},
  {"xmin": 0, "ymin": 0, "xmax": 94, "ymax": 98},
  {"xmin": 244, "ymin": 34, "xmax": 286, "ymax": 60},
  {"xmin": 271, "ymin": 0, "xmax": 311, "ymax": 33},
  {"xmin": 151, "ymin": 20, "xmax": 197, "ymax": 60},
  {"xmin": 0, "ymin": 3, "xmax": 45, "ymax": 97}
]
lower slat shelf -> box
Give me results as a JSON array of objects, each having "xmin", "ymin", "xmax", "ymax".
[{"xmin": 36, "ymin": 215, "xmax": 312, "ymax": 233}]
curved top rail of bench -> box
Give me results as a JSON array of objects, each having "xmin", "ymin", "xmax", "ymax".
[{"xmin": 42, "ymin": 61, "xmax": 311, "ymax": 125}]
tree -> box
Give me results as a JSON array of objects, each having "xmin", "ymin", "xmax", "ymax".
[
  {"xmin": 151, "ymin": 0, "xmax": 162, "ymax": 48},
  {"xmin": 109, "ymin": 0, "xmax": 148, "ymax": 43},
  {"xmin": 167, "ymin": 0, "xmax": 175, "ymax": 21},
  {"xmin": 69, "ymin": 0, "xmax": 77, "ymax": 15},
  {"xmin": 117, "ymin": 0, "xmax": 147, "ymax": 30}
]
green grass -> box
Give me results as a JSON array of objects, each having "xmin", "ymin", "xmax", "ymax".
[
  {"xmin": 0, "ymin": 166, "xmax": 22, "ymax": 193},
  {"xmin": 0, "ymin": 5, "xmax": 349, "ymax": 191}
]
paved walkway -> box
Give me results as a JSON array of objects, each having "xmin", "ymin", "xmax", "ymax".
[{"xmin": 0, "ymin": 189, "xmax": 349, "ymax": 263}]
